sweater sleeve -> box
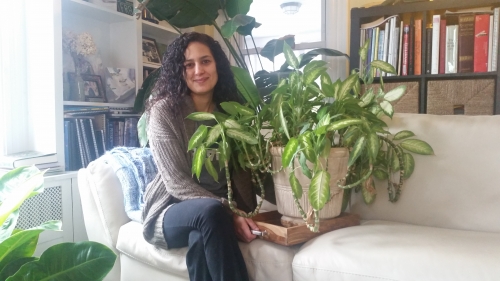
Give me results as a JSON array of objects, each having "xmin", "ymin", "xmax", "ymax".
[{"xmin": 148, "ymin": 102, "xmax": 223, "ymax": 202}]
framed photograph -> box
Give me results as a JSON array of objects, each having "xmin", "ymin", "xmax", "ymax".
[
  {"xmin": 67, "ymin": 73, "xmax": 107, "ymax": 102},
  {"xmin": 104, "ymin": 68, "xmax": 136, "ymax": 105},
  {"xmin": 142, "ymin": 37, "xmax": 161, "ymax": 66}
]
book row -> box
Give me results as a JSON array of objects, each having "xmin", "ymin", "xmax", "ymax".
[
  {"xmin": 63, "ymin": 116, "xmax": 140, "ymax": 171},
  {"xmin": 359, "ymin": 6, "xmax": 500, "ymax": 77}
]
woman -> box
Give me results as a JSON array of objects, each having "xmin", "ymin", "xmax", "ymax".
[{"xmin": 142, "ymin": 32, "xmax": 260, "ymax": 281}]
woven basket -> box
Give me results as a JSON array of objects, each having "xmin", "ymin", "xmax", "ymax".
[{"xmin": 270, "ymin": 147, "xmax": 349, "ymax": 219}]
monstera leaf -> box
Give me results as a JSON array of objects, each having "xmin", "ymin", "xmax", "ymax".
[
  {"xmin": 144, "ymin": 0, "xmax": 221, "ymax": 28},
  {"xmin": 221, "ymin": 15, "xmax": 257, "ymax": 38}
]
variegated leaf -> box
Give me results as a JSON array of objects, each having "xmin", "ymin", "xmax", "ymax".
[
  {"xmin": 205, "ymin": 124, "xmax": 222, "ymax": 147},
  {"xmin": 403, "ymin": 152, "xmax": 415, "ymax": 179},
  {"xmin": 186, "ymin": 112, "xmax": 216, "ymax": 121},
  {"xmin": 226, "ymin": 129, "xmax": 258, "ymax": 145},
  {"xmin": 393, "ymin": 130, "xmax": 415, "ymax": 141},
  {"xmin": 289, "ymin": 172, "xmax": 303, "ymax": 199},
  {"xmin": 283, "ymin": 41, "xmax": 299, "ymax": 69},
  {"xmin": 308, "ymin": 170, "xmax": 331, "ymax": 210},
  {"xmin": 192, "ymin": 145, "xmax": 206, "ymax": 179},
  {"xmin": 400, "ymin": 139, "xmax": 434, "ymax": 155},
  {"xmin": 384, "ymin": 85, "xmax": 406, "ymax": 102},
  {"xmin": 282, "ymin": 137, "xmax": 299, "ymax": 167},
  {"xmin": 204, "ymin": 157, "xmax": 218, "ymax": 182},
  {"xmin": 348, "ymin": 136, "xmax": 366, "ymax": 167},
  {"xmin": 188, "ymin": 125, "xmax": 207, "ymax": 151}
]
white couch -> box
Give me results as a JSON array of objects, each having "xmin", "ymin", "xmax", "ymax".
[{"xmin": 78, "ymin": 113, "xmax": 500, "ymax": 281}]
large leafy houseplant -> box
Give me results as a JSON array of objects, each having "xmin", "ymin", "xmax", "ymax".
[
  {"xmin": 134, "ymin": 0, "xmax": 434, "ymax": 231},
  {"xmin": 0, "ymin": 166, "xmax": 116, "ymax": 280}
]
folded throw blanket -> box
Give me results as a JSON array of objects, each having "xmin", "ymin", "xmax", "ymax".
[{"xmin": 104, "ymin": 147, "xmax": 157, "ymax": 222}]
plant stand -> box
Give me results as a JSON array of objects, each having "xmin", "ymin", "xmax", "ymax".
[{"xmin": 253, "ymin": 211, "xmax": 360, "ymax": 246}]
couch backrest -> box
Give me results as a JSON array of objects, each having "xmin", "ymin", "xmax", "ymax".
[
  {"xmin": 351, "ymin": 113, "xmax": 500, "ymax": 233},
  {"xmin": 78, "ymin": 157, "xmax": 132, "ymax": 280}
]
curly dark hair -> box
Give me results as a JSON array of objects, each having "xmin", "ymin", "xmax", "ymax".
[{"xmin": 147, "ymin": 32, "xmax": 242, "ymax": 114}]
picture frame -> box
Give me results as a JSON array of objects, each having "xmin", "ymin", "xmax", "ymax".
[
  {"xmin": 142, "ymin": 36, "xmax": 162, "ymax": 66},
  {"xmin": 67, "ymin": 73, "xmax": 107, "ymax": 102}
]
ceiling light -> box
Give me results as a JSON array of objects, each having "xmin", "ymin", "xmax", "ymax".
[{"xmin": 280, "ymin": 1, "xmax": 302, "ymax": 15}]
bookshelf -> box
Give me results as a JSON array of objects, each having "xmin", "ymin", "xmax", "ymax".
[
  {"xmin": 350, "ymin": 0, "xmax": 500, "ymax": 115},
  {"xmin": 56, "ymin": 0, "xmax": 180, "ymax": 171}
]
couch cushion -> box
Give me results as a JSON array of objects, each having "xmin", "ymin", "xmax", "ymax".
[
  {"xmin": 292, "ymin": 220, "xmax": 500, "ymax": 281},
  {"xmin": 351, "ymin": 114, "xmax": 500, "ymax": 233},
  {"xmin": 116, "ymin": 221, "xmax": 297, "ymax": 281}
]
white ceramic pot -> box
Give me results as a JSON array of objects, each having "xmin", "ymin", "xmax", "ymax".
[{"xmin": 270, "ymin": 146, "xmax": 349, "ymax": 219}]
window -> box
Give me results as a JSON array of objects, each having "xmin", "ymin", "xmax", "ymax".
[{"xmin": 242, "ymin": 0, "xmax": 325, "ymax": 73}]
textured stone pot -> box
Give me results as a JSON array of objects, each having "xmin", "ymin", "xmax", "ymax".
[{"xmin": 270, "ymin": 147, "xmax": 349, "ymax": 219}]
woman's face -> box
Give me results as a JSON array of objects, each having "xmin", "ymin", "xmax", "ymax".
[{"xmin": 183, "ymin": 41, "xmax": 218, "ymax": 98}]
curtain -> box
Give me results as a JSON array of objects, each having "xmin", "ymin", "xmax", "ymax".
[{"xmin": 0, "ymin": 0, "xmax": 29, "ymax": 156}]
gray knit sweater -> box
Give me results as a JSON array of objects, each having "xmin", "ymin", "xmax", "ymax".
[{"xmin": 142, "ymin": 95, "xmax": 259, "ymax": 249}]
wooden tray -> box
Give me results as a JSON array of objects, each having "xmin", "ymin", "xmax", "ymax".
[{"xmin": 252, "ymin": 211, "xmax": 360, "ymax": 246}]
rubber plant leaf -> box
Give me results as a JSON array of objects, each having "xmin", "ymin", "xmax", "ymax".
[
  {"xmin": 0, "ymin": 221, "xmax": 61, "ymax": 271},
  {"xmin": 225, "ymin": 0, "xmax": 253, "ymax": 18},
  {"xmin": 0, "ymin": 257, "xmax": 37, "ymax": 281},
  {"xmin": 260, "ymin": 35, "xmax": 295, "ymax": 63},
  {"xmin": 7, "ymin": 241, "xmax": 116, "ymax": 281},
  {"xmin": 145, "ymin": 0, "xmax": 220, "ymax": 28},
  {"xmin": 221, "ymin": 14, "xmax": 255, "ymax": 39}
]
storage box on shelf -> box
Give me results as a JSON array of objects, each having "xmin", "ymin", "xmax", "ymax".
[{"xmin": 350, "ymin": 0, "xmax": 500, "ymax": 115}]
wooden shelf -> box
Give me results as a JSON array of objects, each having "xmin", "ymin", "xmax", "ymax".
[
  {"xmin": 62, "ymin": 0, "xmax": 133, "ymax": 23},
  {"xmin": 63, "ymin": 101, "xmax": 133, "ymax": 108}
]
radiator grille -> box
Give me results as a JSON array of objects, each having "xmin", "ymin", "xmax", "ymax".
[{"xmin": 17, "ymin": 186, "xmax": 63, "ymax": 229}]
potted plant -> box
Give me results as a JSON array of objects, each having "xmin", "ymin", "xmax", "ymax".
[
  {"xmin": 0, "ymin": 166, "xmax": 116, "ymax": 280},
  {"xmin": 133, "ymin": 0, "xmax": 434, "ymax": 232}
]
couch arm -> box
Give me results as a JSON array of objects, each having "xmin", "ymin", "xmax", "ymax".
[{"xmin": 78, "ymin": 157, "xmax": 131, "ymax": 249}]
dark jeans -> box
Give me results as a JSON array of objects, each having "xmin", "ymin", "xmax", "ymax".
[{"xmin": 162, "ymin": 198, "xmax": 249, "ymax": 281}]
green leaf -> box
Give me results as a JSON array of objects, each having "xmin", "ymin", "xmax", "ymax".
[
  {"xmin": 204, "ymin": 158, "xmax": 218, "ymax": 182},
  {"xmin": 279, "ymin": 104, "xmax": 290, "ymax": 140},
  {"xmin": 361, "ymin": 177, "xmax": 376, "ymax": 204},
  {"xmin": 299, "ymin": 133, "xmax": 316, "ymax": 163},
  {"xmin": 0, "ymin": 166, "xmax": 41, "ymax": 202},
  {"xmin": 358, "ymin": 88, "xmax": 375, "ymax": 108},
  {"xmin": 192, "ymin": 145, "xmax": 206, "ymax": 179},
  {"xmin": 236, "ymin": 19, "xmax": 261, "ymax": 36},
  {"xmin": 359, "ymin": 40, "xmax": 370, "ymax": 62},
  {"xmin": 326, "ymin": 119, "xmax": 363, "ymax": 132},
  {"xmin": 225, "ymin": 0, "xmax": 252, "ymax": 18},
  {"xmin": 0, "ymin": 257, "xmax": 37, "ymax": 280},
  {"xmin": 0, "ymin": 221, "xmax": 61, "ymax": 271},
  {"xmin": 220, "ymin": 14, "xmax": 255, "ymax": 38},
  {"xmin": 233, "ymin": 103, "xmax": 255, "ymax": 116},
  {"xmin": 298, "ymin": 152, "xmax": 312, "ymax": 179},
  {"xmin": 7, "ymin": 241, "xmax": 116, "ymax": 281},
  {"xmin": 137, "ymin": 113, "xmax": 148, "ymax": 147},
  {"xmin": 231, "ymin": 66, "xmax": 261, "ymax": 109},
  {"xmin": 188, "ymin": 125, "xmax": 207, "ymax": 151},
  {"xmin": 205, "ymin": 124, "xmax": 222, "ymax": 147},
  {"xmin": 225, "ymin": 129, "xmax": 258, "ymax": 145},
  {"xmin": 304, "ymin": 66, "xmax": 327, "ymax": 86},
  {"xmin": 0, "ymin": 170, "xmax": 45, "ymax": 227},
  {"xmin": 186, "ymin": 112, "xmax": 215, "ymax": 121},
  {"xmin": 391, "ymin": 150, "xmax": 400, "ymax": 171},
  {"xmin": 0, "ymin": 210, "xmax": 19, "ymax": 243},
  {"xmin": 220, "ymin": 102, "xmax": 239, "ymax": 116},
  {"xmin": 366, "ymin": 133, "xmax": 380, "ymax": 163},
  {"xmin": 384, "ymin": 85, "xmax": 406, "ymax": 102},
  {"xmin": 289, "ymin": 172, "xmax": 303, "ymax": 199},
  {"xmin": 223, "ymin": 119, "xmax": 242, "ymax": 129},
  {"xmin": 321, "ymin": 136, "xmax": 332, "ymax": 158},
  {"xmin": 320, "ymin": 73, "xmax": 335, "ymax": 97},
  {"xmin": 212, "ymin": 111, "xmax": 229, "ymax": 123},
  {"xmin": 308, "ymin": 170, "xmax": 331, "ymax": 210},
  {"xmin": 332, "ymin": 79, "xmax": 341, "ymax": 98},
  {"xmin": 393, "ymin": 130, "xmax": 416, "ymax": 141},
  {"xmin": 400, "ymin": 139, "xmax": 434, "ymax": 155},
  {"xmin": 282, "ymin": 137, "xmax": 299, "ymax": 168},
  {"xmin": 315, "ymin": 113, "xmax": 331, "ymax": 133},
  {"xmin": 402, "ymin": 153, "xmax": 415, "ymax": 179},
  {"xmin": 337, "ymin": 73, "xmax": 358, "ymax": 100},
  {"xmin": 283, "ymin": 41, "xmax": 299, "ymax": 69},
  {"xmin": 371, "ymin": 60, "xmax": 397, "ymax": 74},
  {"xmin": 134, "ymin": 67, "xmax": 160, "ymax": 112},
  {"xmin": 260, "ymin": 36, "xmax": 295, "ymax": 63},
  {"xmin": 348, "ymin": 136, "xmax": 366, "ymax": 167},
  {"xmin": 280, "ymin": 48, "xmax": 349, "ymax": 70},
  {"xmin": 373, "ymin": 169, "xmax": 388, "ymax": 180},
  {"xmin": 380, "ymin": 101, "xmax": 394, "ymax": 117},
  {"xmin": 146, "ymin": 0, "xmax": 219, "ymax": 28}
]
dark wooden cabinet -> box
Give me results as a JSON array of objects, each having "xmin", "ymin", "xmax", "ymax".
[{"xmin": 350, "ymin": 0, "xmax": 500, "ymax": 114}]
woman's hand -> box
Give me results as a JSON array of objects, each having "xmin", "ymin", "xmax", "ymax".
[{"xmin": 232, "ymin": 212, "xmax": 260, "ymax": 243}]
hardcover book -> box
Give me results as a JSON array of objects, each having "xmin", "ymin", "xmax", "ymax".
[
  {"xmin": 414, "ymin": 19, "xmax": 422, "ymax": 75},
  {"xmin": 445, "ymin": 25, "xmax": 459, "ymax": 74},
  {"xmin": 458, "ymin": 14, "xmax": 475, "ymax": 73},
  {"xmin": 473, "ymin": 14, "xmax": 490, "ymax": 73}
]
